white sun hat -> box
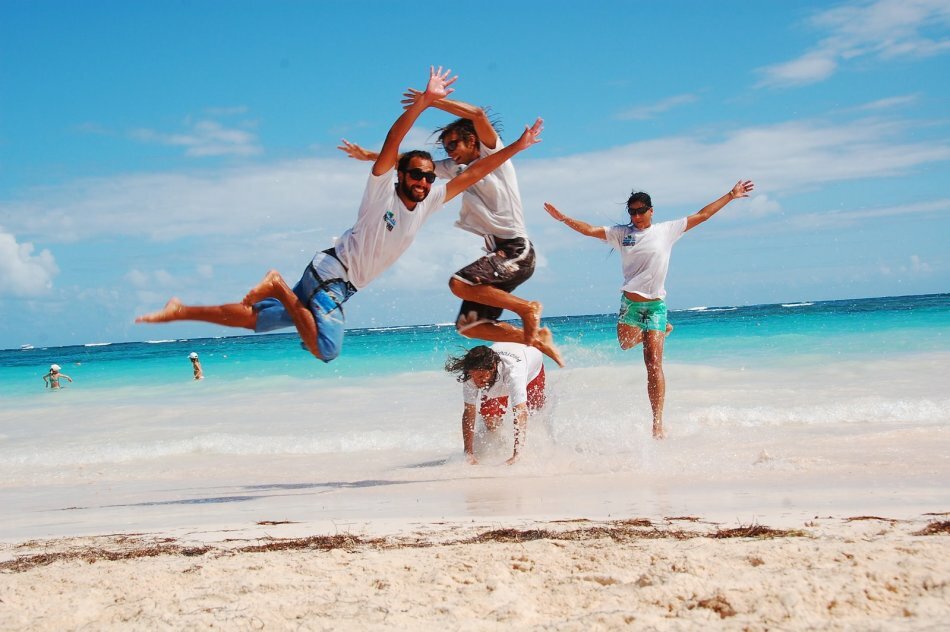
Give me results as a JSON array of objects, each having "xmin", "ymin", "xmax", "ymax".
[
  {"xmin": 50, "ymin": 364, "xmax": 61, "ymax": 371},
  {"xmin": 189, "ymin": 352, "xmax": 199, "ymax": 359}
]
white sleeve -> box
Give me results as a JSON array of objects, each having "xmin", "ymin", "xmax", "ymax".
[
  {"xmin": 434, "ymin": 158, "xmax": 458, "ymax": 180},
  {"xmin": 603, "ymin": 224, "xmax": 623, "ymax": 247}
]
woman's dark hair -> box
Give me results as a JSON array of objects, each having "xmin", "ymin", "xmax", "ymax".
[
  {"xmin": 434, "ymin": 109, "xmax": 503, "ymax": 152},
  {"xmin": 397, "ymin": 150, "xmax": 433, "ymax": 172},
  {"xmin": 626, "ymin": 190, "xmax": 653, "ymax": 209},
  {"xmin": 445, "ymin": 345, "xmax": 499, "ymax": 386}
]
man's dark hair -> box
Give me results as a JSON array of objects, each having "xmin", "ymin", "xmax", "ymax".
[
  {"xmin": 445, "ymin": 345, "xmax": 499, "ymax": 386},
  {"xmin": 626, "ymin": 190, "xmax": 653, "ymax": 209},
  {"xmin": 397, "ymin": 150, "xmax": 433, "ymax": 172}
]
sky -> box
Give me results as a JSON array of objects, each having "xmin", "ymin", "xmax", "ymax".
[{"xmin": 1, "ymin": 0, "xmax": 948, "ymax": 349}]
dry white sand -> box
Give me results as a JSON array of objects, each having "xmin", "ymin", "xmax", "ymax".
[{"xmin": 2, "ymin": 514, "xmax": 948, "ymax": 630}]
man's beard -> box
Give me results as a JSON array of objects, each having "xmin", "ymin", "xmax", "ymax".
[{"xmin": 399, "ymin": 179, "xmax": 429, "ymax": 203}]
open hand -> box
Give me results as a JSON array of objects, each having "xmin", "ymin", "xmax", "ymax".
[
  {"xmin": 543, "ymin": 202, "xmax": 565, "ymax": 221},
  {"xmin": 423, "ymin": 66, "xmax": 457, "ymax": 102},
  {"xmin": 514, "ymin": 117, "xmax": 544, "ymax": 150},
  {"xmin": 337, "ymin": 139, "xmax": 376, "ymax": 161},
  {"xmin": 730, "ymin": 180, "xmax": 755, "ymax": 199}
]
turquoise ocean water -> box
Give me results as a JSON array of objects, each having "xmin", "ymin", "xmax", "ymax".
[{"xmin": 3, "ymin": 293, "xmax": 948, "ymax": 400}]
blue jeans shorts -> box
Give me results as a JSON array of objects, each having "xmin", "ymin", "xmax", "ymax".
[
  {"xmin": 618, "ymin": 295, "xmax": 667, "ymax": 332},
  {"xmin": 253, "ymin": 251, "xmax": 356, "ymax": 362}
]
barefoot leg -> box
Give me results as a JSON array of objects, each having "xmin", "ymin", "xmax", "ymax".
[
  {"xmin": 521, "ymin": 300, "xmax": 542, "ymax": 345},
  {"xmin": 245, "ymin": 270, "xmax": 322, "ymax": 360},
  {"xmin": 136, "ymin": 297, "xmax": 256, "ymax": 329},
  {"xmin": 532, "ymin": 327, "xmax": 565, "ymax": 367},
  {"xmin": 135, "ymin": 298, "xmax": 184, "ymax": 323}
]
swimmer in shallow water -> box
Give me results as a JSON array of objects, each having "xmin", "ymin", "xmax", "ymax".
[{"xmin": 43, "ymin": 364, "xmax": 73, "ymax": 389}]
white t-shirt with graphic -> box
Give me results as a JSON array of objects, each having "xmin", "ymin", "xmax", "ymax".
[
  {"xmin": 333, "ymin": 169, "xmax": 446, "ymax": 290},
  {"xmin": 462, "ymin": 343, "xmax": 543, "ymax": 408},
  {"xmin": 434, "ymin": 140, "xmax": 527, "ymax": 240},
  {"xmin": 603, "ymin": 218, "xmax": 688, "ymax": 299}
]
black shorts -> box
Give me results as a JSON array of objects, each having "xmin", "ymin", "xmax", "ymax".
[{"xmin": 454, "ymin": 237, "xmax": 535, "ymax": 329}]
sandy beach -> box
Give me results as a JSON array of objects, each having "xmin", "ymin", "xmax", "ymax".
[
  {"xmin": 2, "ymin": 514, "xmax": 948, "ymax": 630},
  {"xmin": 2, "ymin": 354, "xmax": 950, "ymax": 629}
]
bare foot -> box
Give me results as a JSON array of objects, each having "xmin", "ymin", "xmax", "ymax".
[
  {"xmin": 135, "ymin": 298, "xmax": 183, "ymax": 323},
  {"xmin": 521, "ymin": 301, "xmax": 542, "ymax": 345},
  {"xmin": 243, "ymin": 270, "xmax": 283, "ymax": 306},
  {"xmin": 505, "ymin": 453, "xmax": 520, "ymax": 465},
  {"xmin": 666, "ymin": 322, "xmax": 674, "ymax": 337},
  {"xmin": 465, "ymin": 453, "xmax": 479, "ymax": 465},
  {"xmin": 532, "ymin": 327, "xmax": 565, "ymax": 367},
  {"xmin": 653, "ymin": 422, "xmax": 666, "ymax": 440}
]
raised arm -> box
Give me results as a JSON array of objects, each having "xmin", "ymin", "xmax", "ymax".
[
  {"xmin": 543, "ymin": 203, "xmax": 607, "ymax": 240},
  {"xmin": 685, "ymin": 180, "xmax": 754, "ymax": 232},
  {"xmin": 444, "ymin": 118, "xmax": 542, "ymax": 203},
  {"xmin": 402, "ymin": 90, "xmax": 498, "ymax": 150},
  {"xmin": 372, "ymin": 66, "xmax": 457, "ymax": 177}
]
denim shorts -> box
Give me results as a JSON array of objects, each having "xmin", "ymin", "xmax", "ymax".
[
  {"xmin": 253, "ymin": 252, "xmax": 356, "ymax": 362},
  {"xmin": 618, "ymin": 295, "xmax": 667, "ymax": 332}
]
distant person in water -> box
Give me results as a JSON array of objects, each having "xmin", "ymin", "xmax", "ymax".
[
  {"xmin": 339, "ymin": 93, "xmax": 563, "ymax": 367},
  {"xmin": 544, "ymin": 179, "xmax": 754, "ymax": 439},
  {"xmin": 189, "ymin": 352, "xmax": 204, "ymax": 380},
  {"xmin": 43, "ymin": 364, "xmax": 73, "ymax": 389},
  {"xmin": 445, "ymin": 343, "xmax": 546, "ymax": 465},
  {"xmin": 136, "ymin": 66, "xmax": 545, "ymax": 363}
]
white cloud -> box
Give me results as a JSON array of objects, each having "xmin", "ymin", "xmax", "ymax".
[
  {"xmin": 616, "ymin": 94, "xmax": 698, "ymax": 121},
  {"xmin": 758, "ymin": 53, "xmax": 838, "ymax": 88},
  {"xmin": 0, "ymin": 228, "xmax": 59, "ymax": 297},
  {"xmin": 3, "ymin": 115, "xmax": 947, "ymax": 251},
  {"xmin": 851, "ymin": 94, "xmax": 920, "ymax": 111},
  {"xmin": 130, "ymin": 119, "xmax": 262, "ymax": 157},
  {"xmin": 879, "ymin": 254, "xmax": 934, "ymax": 277},
  {"xmin": 758, "ymin": 0, "xmax": 950, "ymax": 87},
  {"xmin": 745, "ymin": 194, "xmax": 783, "ymax": 218}
]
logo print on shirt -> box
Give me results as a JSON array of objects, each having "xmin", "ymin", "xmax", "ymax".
[
  {"xmin": 383, "ymin": 210, "xmax": 396, "ymax": 232},
  {"xmin": 622, "ymin": 233, "xmax": 637, "ymax": 247}
]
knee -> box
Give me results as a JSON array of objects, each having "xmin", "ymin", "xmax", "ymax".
[{"xmin": 449, "ymin": 277, "xmax": 467, "ymax": 297}]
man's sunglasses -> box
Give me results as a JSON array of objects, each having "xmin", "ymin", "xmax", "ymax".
[
  {"xmin": 628, "ymin": 206, "xmax": 652, "ymax": 215},
  {"xmin": 403, "ymin": 168, "xmax": 437, "ymax": 183},
  {"xmin": 444, "ymin": 139, "xmax": 461, "ymax": 153}
]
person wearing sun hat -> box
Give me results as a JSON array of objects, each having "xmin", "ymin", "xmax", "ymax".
[
  {"xmin": 43, "ymin": 364, "xmax": 73, "ymax": 389},
  {"xmin": 188, "ymin": 352, "xmax": 204, "ymax": 380}
]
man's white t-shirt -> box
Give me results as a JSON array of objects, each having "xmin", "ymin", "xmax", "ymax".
[
  {"xmin": 603, "ymin": 218, "xmax": 688, "ymax": 299},
  {"xmin": 333, "ymin": 169, "xmax": 446, "ymax": 290},
  {"xmin": 434, "ymin": 140, "xmax": 527, "ymax": 240},
  {"xmin": 462, "ymin": 342, "xmax": 543, "ymax": 408}
]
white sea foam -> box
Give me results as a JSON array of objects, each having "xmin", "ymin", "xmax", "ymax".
[
  {"xmin": 781, "ymin": 302, "xmax": 814, "ymax": 308},
  {"xmin": 83, "ymin": 342, "xmax": 111, "ymax": 347},
  {"xmin": 2, "ymin": 353, "xmax": 946, "ymax": 481}
]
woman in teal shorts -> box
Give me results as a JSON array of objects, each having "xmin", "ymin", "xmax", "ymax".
[{"xmin": 544, "ymin": 180, "xmax": 754, "ymax": 439}]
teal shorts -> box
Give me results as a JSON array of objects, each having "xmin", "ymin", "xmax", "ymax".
[{"xmin": 618, "ymin": 295, "xmax": 667, "ymax": 332}]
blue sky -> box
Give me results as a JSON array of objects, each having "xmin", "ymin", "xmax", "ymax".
[{"xmin": 1, "ymin": 0, "xmax": 948, "ymax": 349}]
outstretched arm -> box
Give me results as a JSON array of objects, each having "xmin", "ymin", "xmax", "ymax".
[
  {"xmin": 685, "ymin": 180, "xmax": 754, "ymax": 232},
  {"xmin": 444, "ymin": 118, "xmax": 542, "ymax": 202},
  {"xmin": 543, "ymin": 203, "xmax": 607, "ymax": 240},
  {"xmin": 402, "ymin": 90, "xmax": 498, "ymax": 150},
  {"xmin": 337, "ymin": 139, "xmax": 378, "ymax": 162},
  {"xmin": 372, "ymin": 66, "xmax": 457, "ymax": 177}
]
